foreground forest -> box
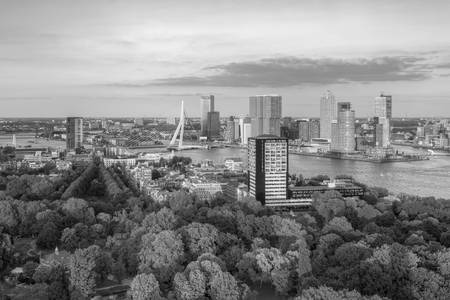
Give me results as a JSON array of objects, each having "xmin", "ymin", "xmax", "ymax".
[{"xmin": 1, "ymin": 160, "xmax": 450, "ymax": 300}]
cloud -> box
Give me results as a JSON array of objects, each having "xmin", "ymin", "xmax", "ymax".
[{"xmin": 151, "ymin": 56, "xmax": 432, "ymax": 87}]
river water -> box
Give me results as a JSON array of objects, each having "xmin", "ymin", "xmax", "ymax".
[{"xmin": 180, "ymin": 147, "xmax": 450, "ymax": 199}]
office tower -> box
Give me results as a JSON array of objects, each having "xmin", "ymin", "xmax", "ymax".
[
  {"xmin": 298, "ymin": 119, "xmax": 320, "ymax": 142},
  {"xmin": 206, "ymin": 111, "xmax": 220, "ymax": 140},
  {"xmin": 331, "ymin": 102, "xmax": 355, "ymax": 153},
  {"xmin": 239, "ymin": 117, "xmax": 252, "ymax": 145},
  {"xmin": 233, "ymin": 118, "xmax": 240, "ymax": 140},
  {"xmin": 374, "ymin": 94, "xmax": 392, "ymax": 118},
  {"xmin": 310, "ymin": 119, "xmax": 320, "ymax": 140},
  {"xmin": 298, "ymin": 119, "xmax": 310, "ymax": 142},
  {"xmin": 249, "ymin": 95, "xmax": 282, "ymax": 137},
  {"xmin": 320, "ymin": 90, "xmax": 337, "ymax": 140},
  {"xmin": 248, "ymin": 135, "xmax": 288, "ymax": 205},
  {"xmin": 200, "ymin": 95, "xmax": 215, "ymax": 137},
  {"xmin": 374, "ymin": 94, "xmax": 392, "ymax": 147},
  {"xmin": 66, "ymin": 117, "xmax": 83, "ymax": 151},
  {"xmin": 225, "ymin": 117, "xmax": 236, "ymax": 143}
]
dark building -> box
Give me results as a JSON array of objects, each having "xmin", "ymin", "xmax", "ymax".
[
  {"xmin": 66, "ymin": 117, "xmax": 83, "ymax": 151},
  {"xmin": 248, "ymin": 135, "xmax": 288, "ymax": 205}
]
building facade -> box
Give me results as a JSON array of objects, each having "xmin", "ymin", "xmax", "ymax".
[
  {"xmin": 66, "ymin": 117, "xmax": 83, "ymax": 151},
  {"xmin": 200, "ymin": 95, "xmax": 215, "ymax": 137},
  {"xmin": 298, "ymin": 119, "xmax": 320, "ymax": 142},
  {"xmin": 249, "ymin": 95, "xmax": 282, "ymax": 137},
  {"xmin": 248, "ymin": 135, "xmax": 288, "ymax": 205},
  {"xmin": 225, "ymin": 116, "xmax": 236, "ymax": 143},
  {"xmin": 239, "ymin": 117, "xmax": 252, "ymax": 145},
  {"xmin": 331, "ymin": 102, "xmax": 356, "ymax": 153},
  {"xmin": 206, "ymin": 111, "xmax": 220, "ymax": 140},
  {"xmin": 374, "ymin": 94, "xmax": 392, "ymax": 147},
  {"xmin": 320, "ymin": 90, "xmax": 337, "ymax": 140}
]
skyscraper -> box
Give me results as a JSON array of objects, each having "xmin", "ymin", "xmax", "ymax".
[
  {"xmin": 239, "ymin": 116, "xmax": 252, "ymax": 145},
  {"xmin": 298, "ymin": 119, "xmax": 320, "ymax": 142},
  {"xmin": 320, "ymin": 90, "xmax": 337, "ymax": 140},
  {"xmin": 206, "ymin": 111, "xmax": 220, "ymax": 140},
  {"xmin": 225, "ymin": 117, "xmax": 236, "ymax": 143},
  {"xmin": 200, "ymin": 95, "xmax": 215, "ymax": 137},
  {"xmin": 66, "ymin": 117, "xmax": 83, "ymax": 151},
  {"xmin": 331, "ymin": 102, "xmax": 355, "ymax": 153},
  {"xmin": 248, "ymin": 135, "xmax": 288, "ymax": 205},
  {"xmin": 374, "ymin": 94, "xmax": 392, "ymax": 147},
  {"xmin": 249, "ymin": 95, "xmax": 282, "ymax": 137}
]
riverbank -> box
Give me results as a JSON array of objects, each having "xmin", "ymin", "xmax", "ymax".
[{"xmin": 289, "ymin": 151, "xmax": 429, "ymax": 163}]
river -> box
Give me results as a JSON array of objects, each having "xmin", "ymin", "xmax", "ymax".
[
  {"xmin": 2, "ymin": 135, "xmax": 449, "ymax": 199},
  {"xmin": 180, "ymin": 146, "xmax": 450, "ymax": 199}
]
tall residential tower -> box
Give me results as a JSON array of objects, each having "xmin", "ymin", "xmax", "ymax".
[
  {"xmin": 200, "ymin": 95, "xmax": 220, "ymax": 140},
  {"xmin": 331, "ymin": 102, "xmax": 355, "ymax": 153},
  {"xmin": 248, "ymin": 135, "xmax": 288, "ymax": 205},
  {"xmin": 249, "ymin": 95, "xmax": 282, "ymax": 137},
  {"xmin": 66, "ymin": 117, "xmax": 83, "ymax": 151},
  {"xmin": 320, "ymin": 90, "xmax": 337, "ymax": 140},
  {"xmin": 374, "ymin": 94, "xmax": 392, "ymax": 147}
]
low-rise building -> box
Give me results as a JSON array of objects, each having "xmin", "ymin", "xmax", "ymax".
[{"xmin": 103, "ymin": 158, "xmax": 136, "ymax": 168}]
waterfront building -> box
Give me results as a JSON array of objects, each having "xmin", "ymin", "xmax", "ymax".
[
  {"xmin": 374, "ymin": 94, "xmax": 392, "ymax": 147},
  {"xmin": 249, "ymin": 95, "xmax": 282, "ymax": 137},
  {"xmin": 225, "ymin": 117, "xmax": 236, "ymax": 143},
  {"xmin": 239, "ymin": 117, "xmax": 252, "ymax": 145},
  {"xmin": 331, "ymin": 102, "xmax": 356, "ymax": 153},
  {"xmin": 320, "ymin": 90, "xmax": 337, "ymax": 140},
  {"xmin": 206, "ymin": 111, "xmax": 220, "ymax": 140},
  {"xmin": 66, "ymin": 117, "xmax": 83, "ymax": 151},
  {"xmin": 200, "ymin": 95, "xmax": 215, "ymax": 137},
  {"xmin": 248, "ymin": 135, "xmax": 288, "ymax": 205},
  {"xmin": 233, "ymin": 117, "xmax": 240, "ymax": 140},
  {"xmin": 298, "ymin": 119, "xmax": 320, "ymax": 142}
]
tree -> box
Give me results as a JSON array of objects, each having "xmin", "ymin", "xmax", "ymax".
[
  {"xmin": 437, "ymin": 249, "xmax": 450, "ymax": 277},
  {"xmin": 151, "ymin": 169, "xmax": 162, "ymax": 180},
  {"xmin": 173, "ymin": 270, "xmax": 206, "ymax": 300},
  {"xmin": 181, "ymin": 222, "xmax": 219, "ymax": 259},
  {"xmin": 69, "ymin": 245, "xmax": 110, "ymax": 298},
  {"xmin": 62, "ymin": 197, "xmax": 95, "ymax": 224},
  {"xmin": 0, "ymin": 232, "xmax": 13, "ymax": 273},
  {"xmin": 210, "ymin": 271, "xmax": 240, "ymax": 300},
  {"xmin": 142, "ymin": 207, "xmax": 178, "ymax": 235},
  {"xmin": 0, "ymin": 200, "xmax": 18, "ymax": 229},
  {"xmin": 295, "ymin": 286, "xmax": 385, "ymax": 300},
  {"xmin": 36, "ymin": 222, "xmax": 60, "ymax": 249},
  {"xmin": 22, "ymin": 261, "xmax": 39, "ymax": 283},
  {"xmin": 139, "ymin": 230, "xmax": 185, "ymax": 283},
  {"xmin": 410, "ymin": 267, "xmax": 450, "ymax": 300},
  {"xmin": 129, "ymin": 273, "xmax": 162, "ymax": 300}
]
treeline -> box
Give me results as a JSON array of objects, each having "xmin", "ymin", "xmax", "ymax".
[
  {"xmin": 2, "ymin": 169, "xmax": 450, "ymax": 300},
  {"xmin": 61, "ymin": 164, "xmax": 98, "ymax": 200}
]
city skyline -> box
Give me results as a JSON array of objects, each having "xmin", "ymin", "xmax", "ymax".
[{"xmin": 1, "ymin": 0, "xmax": 450, "ymax": 117}]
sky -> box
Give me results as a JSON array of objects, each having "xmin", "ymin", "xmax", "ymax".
[{"xmin": 1, "ymin": 0, "xmax": 450, "ymax": 118}]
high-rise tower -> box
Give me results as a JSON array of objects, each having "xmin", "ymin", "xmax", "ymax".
[
  {"xmin": 320, "ymin": 90, "xmax": 337, "ymax": 140},
  {"xmin": 200, "ymin": 95, "xmax": 215, "ymax": 137},
  {"xmin": 331, "ymin": 102, "xmax": 355, "ymax": 153},
  {"xmin": 248, "ymin": 135, "xmax": 288, "ymax": 205},
  {"xmin": 249, "ymin": 95, "xmax": 282, "ymax": 137},
  {"xmin": 374, "ymin": 94, "xmax": 392, "ymax": 147},
  {"xmin": 66, "ymin": 117, "xmax": 83, "ymax": 151}
]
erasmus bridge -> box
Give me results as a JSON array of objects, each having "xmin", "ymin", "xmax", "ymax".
[{"xmin": 167, "ymin": 101, "xmax": 207, "ymax": 151}]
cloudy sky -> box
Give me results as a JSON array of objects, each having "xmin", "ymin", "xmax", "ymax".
[{"xmin": 1, "ymin": 0, "xmax": 450, "ymax": 117}]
